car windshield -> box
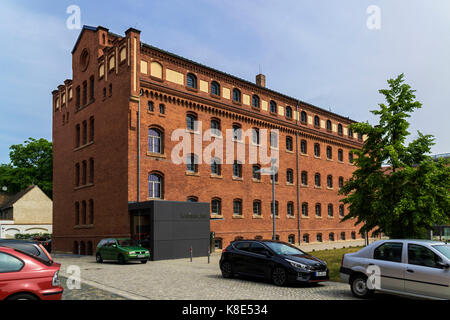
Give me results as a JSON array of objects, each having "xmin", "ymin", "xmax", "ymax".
[
  {"xmin": 117, "ymin": 239, "xmax": 139, "ymax": 247},
  {"xmin": 433, "ymin": 245, "xmax": 450, "ymax": 259},
  {"xmin": 265, "ymin": 242, "xmax": 305, "ymax": 256}
]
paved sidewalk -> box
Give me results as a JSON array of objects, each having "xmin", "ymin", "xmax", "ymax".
[{"xmin": 55, "ymin": 253, "xmax": 357, "ymax": 300}]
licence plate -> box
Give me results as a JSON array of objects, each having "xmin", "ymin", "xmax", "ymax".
[
  {"xmin": 137, "ymin": 255, "xmax": 146, "ymax": 258},
  {"xmin": 315, "ymin": 271, "xmax": 327, "ymax": 277}
]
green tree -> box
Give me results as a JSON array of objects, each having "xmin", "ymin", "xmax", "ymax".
[
  {"xmin": 340, "ymin": 74, "xmax": 450, "ymax": 239},
  {"xmin": 0, "ymin": 138, "xmax": 53, "ymax": 198}
]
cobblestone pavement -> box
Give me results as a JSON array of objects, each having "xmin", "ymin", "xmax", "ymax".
[
  {"xmin": 61, "ymin": 276, "xmax": 126, "ymax": 300},
  {"xmin": 54, "ymin": 253, "xmax": 359, "ymax": 300}
]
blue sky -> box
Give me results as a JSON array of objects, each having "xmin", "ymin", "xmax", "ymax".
[{"xmin": 0, "ymin": 0, "xmax": 449, "ymax": 163}]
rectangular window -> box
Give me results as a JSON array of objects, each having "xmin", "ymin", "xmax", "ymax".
[
  {"xmin": 82, "ymin": 121, "xmax": 87, "ymax": 145},
  {"xmin": 89, "ymin": 158, "xmax": 94, "ymax": 184},
  {"xmin": 89, "ymin": 117, "xmax": 94, "ymax": 142},
  {"xmin": 75, "ymin": 163, "xmax": 80, "ymax": 187},
  {"xmin": 82, "ymin": 81, "xmax": 87, "ymax": 106},
  {"xmin": 75, "ymin": 124, "xmax": 81, "ymax": 148},
  {"xmin": 90, "ymin": 76, "xmax": 95, "ymax": 101},
  {"xmin": 82, "ymin": 160, "xmax": 87, "ymax": 185},
  {"xmin": 76, "ymin": 86, "xmax": 81, "ymax": 108}
]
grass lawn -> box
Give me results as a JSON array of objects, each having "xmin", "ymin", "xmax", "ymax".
[{"xmin": 308, "ymin": 246, "xmax": 363, "ymax": 282}]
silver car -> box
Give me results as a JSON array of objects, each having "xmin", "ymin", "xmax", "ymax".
[{"xmin": 340, "ymin": 239, "xmax": 450, "ymax": 299}]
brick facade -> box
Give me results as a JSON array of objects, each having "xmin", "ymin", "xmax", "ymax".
[{"xmin": 52, "ymin": 26, "xmax": 364, "ymax": 254}]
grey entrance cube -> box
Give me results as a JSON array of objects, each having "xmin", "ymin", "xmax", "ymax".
[{"xmin": 129, "ymin": 200, "xmax": 210, "ymax": 261}]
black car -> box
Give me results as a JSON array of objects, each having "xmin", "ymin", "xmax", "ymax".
[
  {"xmin": 219, "ymin": 240, "xmax": 329, "ymax": 286},
  {"xmin": 0, "ymin": 239, "xmax": 53, "ymax": 264}
]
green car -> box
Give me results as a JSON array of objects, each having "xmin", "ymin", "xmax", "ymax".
[{"xmin": 95, "ymin": 238, "xmax": 150, "ymax": 264}]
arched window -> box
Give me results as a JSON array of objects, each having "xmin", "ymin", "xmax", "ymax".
[
  {"xmin": 211, "ymin": 198, "xmax": 221, "ymax": 215},
  {"xmin": 233, "ymin": 160, "xmax": 242, "ymax": 178},
  {"xmin": 286, "ymin": 136, "xmax": 293, "ymax": 151},
  {"xmin": 349, "ymin": 152, "xmax": 354, "ymax": 163},
  {"xmin": 287, "ymin": 202, "xmax": 294, "ymax": 216},
  {"xmin": 252, "ymin": 164, "xmax": 261, "ymax": 180},
  {"xmin": 288, "ymin": 234, "xmax": 295, "ymax": 244},
  {"xmin": 348, "ymin": 128, "xmax": 354, "ymax": 138},
  {"xmin": 341, "ymin": 232, "xmax": 346, "ymax": 240},
  {"xmin": 338, "ymin": 176, "xmax": 344, "ymax": 189},
  {"xmin": 358, "ymin": 132, "xmax": 363, "ymax": 141},
  {"xmin": 285, "ymin": 106, "xmax": 293, "ymax": 119},
  {"xmin": 338, "ymin": 149, "xmax": 343, "ymax": 162},
  {"xmin": 301, "ymin": 111, "xmax": 307, "ymax": 123},
  {"xmin": 270, "ymin": 100, "xmax": 277, "ymax": 113},
  {"xmin": 211, "ymin": 118, "xmax": 221, "ymax": 136},
  {"xmin": 211, "ymin": 81, "xmax": 220, "ymax": 96},
  {"xmin": 148, "ymin": 128, "xmax": 163, "ymax": 154},
  {"xmin": 286, "ymin": 169, "xmax": 294, "ymax": 184},
  {"xmin": 329, "ymin": 233, "xmax": 335, "ymax": 241},
  {"xmin": 327, "ymin": 175, "xmax": 333, "ymax": 188},
  {"xmin": 315, "ymin": 173, "xmax": 321, "ymax": 187},
  {"xmin": 300, "ymin": 140, "xmax": 307, "ymax": 154},
  {"xmin": 186, "ymin": 113, "xmax": 197, "ymax": 131},
  {"xmin": 270, "ymin": 131, "xmax": 278, "ymax": 148},
  {"xmin": 232, "ymin": 88, "xmax": 241, "ymax": 103},
  {"xmin": 303, "ymin": 234, "xmax": 310, "ymax": 243},
  {"xmin": 351, "ymin": 232, "xmax": 356, "ymax": 240},
  {"xmin": 338, "ymin": 124, "xmax": 343, "ymax": 136},
  {"xmin": 328, "ymin": 204, "xmax": 334, "ymax": 217},
  {"xmin": 315, "ymin": 203, "xmax": 322, "ymax": 217},
  {"xmin": 252, "ymin": 128, "xmax": 260, "ymax": 145},
  {"xmin": 187, "ymin": 196, "xmax": 198, "ymax": 202},
  {"xmin": 82, "ymin": 200, "xmax": 87, "ymax": 225},
  {"xmin": 326, "ymin": 146, "xmax": 332, "ymax": 159},
  {"xmin": 314, "ymin": 143, "xmax": 320, "ymax": 157},
  {"xmin": 252, "ymin": 95, "xmax": 260, "ymax": 108},
  {"xmin": 314, "ymin": 115, "xmax": 320, "ymax": 128},
  {"xmin": 211, "ymin": 157, "xmax": 221, "ymax": 176},
  {"xmin": 302, "ymin": 203, "xmax": 308, "ymax": 217},
  {"xmin": 253, "ymin": 200, "xmax": 262, "ymax": 216},
  {"xmin": 326, "ymin": 120, "xmax": 332, "ymax": 132},
  {"xmin": 149, "ymin": 173, "xmax": 163, "ymax": 199},
  {"xmin": 339, "ymin": 204, "xmax": 345, "ymax": 217},
  {"xmin": 187, "ymin": 73, "xmax": 197, "ymax": 89},
  {"xmin": 88, "ymin": 199, "xmax": 94, "ymax": 224},
  {"xmin": 271, "ymin": 201, "xmax": 279, "ymax": 216},
  {"xmin": 232, "ymin": 124, "xmax": 242, "ymax": 141},
  {"xmin": 233, "ymin": 199, "xmax": 242, "ymax": 216},
  {"xmin": 317, "ymin": 233, "xmax": 323, "ymax": 242},
  {"xmin": 75, "ymin": 202, "xmax": 80, "ymax": 225},
  {"xmin": 187, "ymin": 154, "xmax": 198, "ymax": 173},
  {"xmin": 301, "ymin": 171, "xmax": 308, "ymax": 186}
]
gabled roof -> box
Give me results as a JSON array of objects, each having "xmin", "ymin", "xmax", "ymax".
[
  {"xmin": 0, "ymin": 185, "xmax": 36, "ymax": 211},
  {"xmin": 71, "ymin": 25, "xmax": 99, "ymax": 54}
]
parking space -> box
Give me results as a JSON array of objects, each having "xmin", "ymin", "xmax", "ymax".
[{"xmin": 54, "ymin": 253, "xmax": 359, "ymax": 300}]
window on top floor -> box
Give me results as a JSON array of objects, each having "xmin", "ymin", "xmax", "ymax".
[
  {"xmin": 211, "ymin": 81, "xmax": 220, "ymax": 96},
  {"xmin": 314, "ymin": 115, "xmax": 320, "ymax": 128},
  {"xmin": 270, "ymin": 100, "xmax": 277, "ymax": 113},
  {"xmin": 301, "ymin": 111, "xmax": 307, "ymax": 123},
  {"xmin": 285, "ymin": 106, "xmax": 293, "ymax": 119},
  {"xmin": 187, "ymin": 73, "xmax": 197, "ymax": 89},
  {"xmin": 348, "ymin": 128, "xmax": 354, "ymax": 138},
  {"xmin": 326, "ymin": 120, "xmax": 332, "ymax": 132},
  {"xmin": 252, "ymin": 95, "xmax": 260, "ymax": 109},
  {"xmin": 232, "ymin": 88, "xmax": 241, "ymax": 103},
  {"xmin": 338, "ymin": 124, "xmax": 343, "ymax": 136}
]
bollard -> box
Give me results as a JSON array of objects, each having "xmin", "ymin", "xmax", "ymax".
[
  {"xmin": 190, "ymin": 246, "xmax": 193, "ymax": 262},
  {"xmin": 207, "ymin": 245, "xmax": 210, "ymax": 264}
]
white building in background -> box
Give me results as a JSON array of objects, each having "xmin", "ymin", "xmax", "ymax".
[{"xmin": 0, "ymin": 185, "xmax": 53, "ymax": 239}]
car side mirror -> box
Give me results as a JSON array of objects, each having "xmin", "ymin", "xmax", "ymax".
[
  {"xmin": 112, "ymin": 244, "xmax": 117, "ymax": 248},
  {"xmin": 437, "ymin": 261, "xmax": 449, "ymax": 269}
]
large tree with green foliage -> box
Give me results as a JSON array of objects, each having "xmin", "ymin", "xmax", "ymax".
[
  {"xmin": 0, "ymin": 138, "xmax": 53, "ymax": 198},
  {"xmin": 340, "ymin": 74, "xmax": 450, "ymax": 239}
]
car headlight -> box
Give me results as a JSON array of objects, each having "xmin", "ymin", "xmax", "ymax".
[
  {"xmin": 145, "ymin": 251, "xmax": 149, "ymax": 254},
  {"xmin": 286, "ymin": 259, "xmax": 311, "ymax": 270},
  {"xmin": 52, "ymin": 271, "xmax": 60, "ymax": 286},
  {"xmin": 128, "ymin": 251, "xmax": 136, "ymax": 255}
]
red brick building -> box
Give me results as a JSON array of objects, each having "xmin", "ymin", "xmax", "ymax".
[{"xmin": 52, "ymin": 26, "xmax": 364, "ymax": 254}]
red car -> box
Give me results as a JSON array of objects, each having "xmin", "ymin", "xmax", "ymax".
[{"xmin": 0, "ymin": 246, "xmax": 63, "ymax": 300}]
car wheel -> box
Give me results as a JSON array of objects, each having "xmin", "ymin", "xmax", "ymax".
[
  {"xmin": 96, "ymin": 253, "xmax": 103, "ymax": 263},
  {"xmin": 350, "ymin": 274, "xmax": 374, "ymax": 299},
  {"xmin": 220, "ymin": 261, "xmax": 234, "ymax": 278},
  {"xmin": 272, "ymin": 267, "xmax": 288, "ymax": 286},
  {"xmin": 7, "ymin": 293, "xmax": 38, "ymax": 301},
  {"xmin": 141, "ymin": 260, "xmax": 148, "ymax": 264},
  {"xmin": 118, "ymin": 254, "xmax": 126, "ymax": 265}
]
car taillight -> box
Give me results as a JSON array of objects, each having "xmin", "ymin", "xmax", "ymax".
[
  {"xmin": 222, "ymin": 248, "xmax": 227, "ymax": 253},
  {"xmin": 52, "ymin": 271, "xmax": 60, "ymax": 286}
]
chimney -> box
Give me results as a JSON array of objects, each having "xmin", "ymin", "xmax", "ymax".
[{"xmin": 256, "ymin": 74, "xmax": 266, "ymax": 87}]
